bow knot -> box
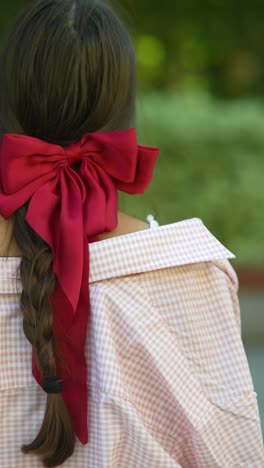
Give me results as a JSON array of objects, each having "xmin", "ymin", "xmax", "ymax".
[
  {"xmin": 68, "ymin": 156, "xmax": 83, "ymax": 168},
  {"xmin": 64, "ymin": 145, "xmax": 83, "ymax": 166}
]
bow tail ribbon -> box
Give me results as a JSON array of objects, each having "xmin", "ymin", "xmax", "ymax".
[
  {"xmin": 32, "ymin": 235, "xmax": 89, "ymax": 444},
  {"xmin": 28, "ymin": 163, "xmax": 119, "ymax": 445},
  {"xmin": 28, "ymin": 169, "xmax": 91, "ymax": 444}
]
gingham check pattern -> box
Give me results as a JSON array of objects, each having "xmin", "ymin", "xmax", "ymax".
[{"xmin": 0, "ymin": 217, "xmax": 263, "ymax": 467}]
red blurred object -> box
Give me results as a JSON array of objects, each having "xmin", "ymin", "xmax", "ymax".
[{"xmin": 236, "ymin": 267, "xmax": 264, "ymax": 289}]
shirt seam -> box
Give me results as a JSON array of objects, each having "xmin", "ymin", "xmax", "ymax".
[{"xmin": 211, "ymin": 259, "xmax": 239, "ymax": 292}]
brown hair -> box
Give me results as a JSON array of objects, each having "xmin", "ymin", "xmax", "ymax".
[{"xmin": 0, "ymin": 0, "xmax": 136, "ymax": 466}]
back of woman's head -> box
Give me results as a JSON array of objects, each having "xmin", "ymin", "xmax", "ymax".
[
  {"xmin": 0, "ymin": 1, "xmax": 136, "ymax": 466},
  {"xmin": 0, "ymin": 0, "xmax": 136, "ymax": 143}
]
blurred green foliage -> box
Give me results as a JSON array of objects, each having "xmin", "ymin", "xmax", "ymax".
[
  {"xmin": 120, "ymin": 92, "xmax": 264, "ymax": 266},
  {"xmin": 129, "ymin": 0, "xmax": 264, "ymax": 98}
]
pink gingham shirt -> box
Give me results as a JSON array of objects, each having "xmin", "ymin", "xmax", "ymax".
[{"xmin": 0, "ymin": 217, "xmax": 263, "ymax": 467}]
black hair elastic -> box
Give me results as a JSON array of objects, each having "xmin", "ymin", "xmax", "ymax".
[{"xmin": 42, "ymin": 376, "xmax": 63, "ymax": 394}]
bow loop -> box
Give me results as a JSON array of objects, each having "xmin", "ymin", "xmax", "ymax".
[{"xmin": 0, "ymin": 128, "xmax": 159, "ymax": 444}]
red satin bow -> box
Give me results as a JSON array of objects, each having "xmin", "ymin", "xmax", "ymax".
[{"xmin": 0, "ymin": 128, "xmax": 159, "ymax": 444}]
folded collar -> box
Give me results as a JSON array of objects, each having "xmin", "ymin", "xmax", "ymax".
[
  {"xmin": 88, "ymin": 217, "xmax": 235, "ymax": 283},
  {"xmin": 0, "ymin": 217, "xmax": 235, "ymax": 292}
]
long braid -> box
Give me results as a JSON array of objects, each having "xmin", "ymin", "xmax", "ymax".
[{"xmin": 13, "ymin": 202, "xmax": 75, "ymax": 467}]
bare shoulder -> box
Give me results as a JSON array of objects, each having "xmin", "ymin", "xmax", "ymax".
[{"xmin": 99, "ymin": 211, "xmax": 149, "ymax": 240}]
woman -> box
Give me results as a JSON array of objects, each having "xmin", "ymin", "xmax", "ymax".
[{"xmin": 0, "ymin": 0, "xmax": 263, "ymax": 467}]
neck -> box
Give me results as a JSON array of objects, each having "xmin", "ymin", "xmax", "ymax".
[
  {"xmin": 98, "ymin": 211, "xmax": 148, "ymax": 240},
  {"xmin": 0, "ymin": 211, "xmax": 149, "ymax": 257}
]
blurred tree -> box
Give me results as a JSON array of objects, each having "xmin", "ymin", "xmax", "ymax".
[{"xmin": 114, "ymin": 0, "xmax": 264, "ymax": 98}]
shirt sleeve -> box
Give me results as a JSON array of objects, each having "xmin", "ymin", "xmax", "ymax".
[
  {"xmin": 119, "ymin": 260, "xmax": 264, "ymax": 466},
  {"xmin": 175, "ymin": 260, "xmax": 264, "ymax": 466}
]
